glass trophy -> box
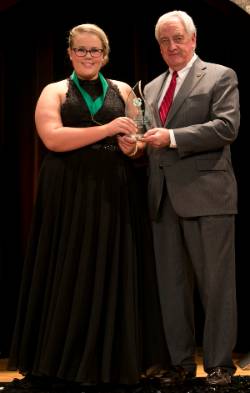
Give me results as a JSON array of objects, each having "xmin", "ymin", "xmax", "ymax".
[{"xmin": 125, "ymin": 81, "xmax": 155, "ymax": 140}]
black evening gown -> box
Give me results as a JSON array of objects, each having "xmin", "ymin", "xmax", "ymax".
[{"xmin": 8, "ymin": 78, "xmax": 169, "ymax": 385}]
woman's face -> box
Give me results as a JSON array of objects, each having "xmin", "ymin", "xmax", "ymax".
[{"xmin": 69, "ymin": 32, "xmax": 105, "ymax": 80}]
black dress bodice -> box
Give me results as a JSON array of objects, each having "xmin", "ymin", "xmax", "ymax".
[{"xmin": 61, "ymin": 78, "xmax": 124, "ymax": 147}]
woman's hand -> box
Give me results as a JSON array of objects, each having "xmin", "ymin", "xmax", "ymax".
[
  {"xmin": 105, "ymin": 117, "xmax": 137, "ymax": 137},
  {"xmin": 117, "ymin": 135, "xmax": 138, "ymax": 156}
]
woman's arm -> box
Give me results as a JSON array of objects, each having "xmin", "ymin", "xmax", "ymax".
[{"xmin": 35, "ymin": 80, "xmax": 137, "ymax": 152}]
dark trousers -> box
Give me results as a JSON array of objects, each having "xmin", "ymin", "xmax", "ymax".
[{"xmin": 152, "ymin": 193, "xmax": 237, "ymax": 374}]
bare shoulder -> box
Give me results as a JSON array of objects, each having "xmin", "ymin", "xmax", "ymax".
[
  {"xmin": 37, "ymin": 79, "xmax": 69, "ymax": 106},
  {"xmin": 111, "ymin": 79, "xmax": 131, "ymax": 92},
  {"xmin": 110, "ymin": 79, "xmax": 132, "ymax": 101},
  {"xmin": 40, "ymin": 79, "xmax": 69, "ymax": 95}
]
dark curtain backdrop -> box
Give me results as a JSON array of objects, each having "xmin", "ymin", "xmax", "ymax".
[{"xmin": 0, "ymin": 0, "xmax": 249, "ymax": 357}]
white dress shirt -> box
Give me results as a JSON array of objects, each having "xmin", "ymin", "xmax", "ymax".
[{"xmin": 158, "ymin": 53, "xmax": 198, "ymax": 148}]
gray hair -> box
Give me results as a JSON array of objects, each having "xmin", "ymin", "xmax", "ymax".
[
  {"xmin": 155, "ymin": 10, "xmax": 197, "ymax": 42},
  {"xmin": 68, "ymin": 23, "xmax": 110, "ymax": 65}
]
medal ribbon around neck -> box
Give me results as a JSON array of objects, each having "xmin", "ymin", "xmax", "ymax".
[{"xmin": 71, "ymin": 71, "xmax": 108, "ymax": 116}]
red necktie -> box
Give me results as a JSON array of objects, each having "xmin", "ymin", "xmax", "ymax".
[{"xmin": 159, "ymin": 71, "xmax": 178, "ymax": 125}]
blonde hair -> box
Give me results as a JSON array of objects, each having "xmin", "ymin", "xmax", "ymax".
[
  {"xmin": 68, "ymin": 23, "xmax": 110, "ymax": 65},
  {"xmin": 155, "ymin": 10, "xmax": 197, "ymax": 42}
]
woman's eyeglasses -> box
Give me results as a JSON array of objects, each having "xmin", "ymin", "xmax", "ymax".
[{"xmin": 72, "ymin": 48, "xmax": 104, "ymax": 58}]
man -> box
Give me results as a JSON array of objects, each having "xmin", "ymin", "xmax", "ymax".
[{"xmin": 142, "ymin": 10, "xmax": 240, "ymax": 386}]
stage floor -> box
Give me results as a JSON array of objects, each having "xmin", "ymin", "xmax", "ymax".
[{"xmin": 1, "ymin": 353, "xmax": 250, "ymax": 393}]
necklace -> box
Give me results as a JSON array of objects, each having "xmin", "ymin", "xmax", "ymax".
[{"xmin": 71, "ymin": 71, "xmax": 108, "ymax": 115}]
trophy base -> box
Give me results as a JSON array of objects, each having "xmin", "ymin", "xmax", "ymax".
[{"xmin": 129, "ymin": 133, "xmax": 145, "ymax": 141}]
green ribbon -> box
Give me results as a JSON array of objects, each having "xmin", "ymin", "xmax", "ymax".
[{"xmin": 70, "ymin": 71, "xmax": 108, "ymax": 116}]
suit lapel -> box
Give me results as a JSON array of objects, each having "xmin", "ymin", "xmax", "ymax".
[{"xmin": 166, "ymin": 58, "xmax": 207, "ymax": 125}]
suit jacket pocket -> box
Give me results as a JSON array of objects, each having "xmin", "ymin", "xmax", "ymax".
[{"xmin": 196, "ymin": 158, "xmax": 226, "ymax": 171}]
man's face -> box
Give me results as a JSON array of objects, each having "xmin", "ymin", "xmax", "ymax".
[{"xmin": 158, "ymin": 18, "xmax": 196, "ymax": 71}]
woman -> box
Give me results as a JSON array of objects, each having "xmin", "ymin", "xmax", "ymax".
[{"xmin": 7, "ymin": 24, "xmax": 168, "ymax": 390}]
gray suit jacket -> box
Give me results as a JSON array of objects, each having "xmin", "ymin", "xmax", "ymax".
[{"xmin": 144, "ymin": 57, "xmax": 240, "ymax": 220}]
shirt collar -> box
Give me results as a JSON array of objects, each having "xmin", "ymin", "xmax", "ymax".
[{"xmin": 169, "ymin": 53, "xmax": 198, "ymax": 79}]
